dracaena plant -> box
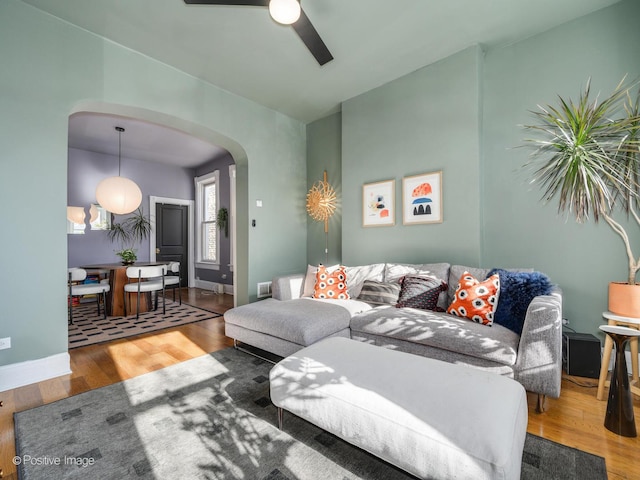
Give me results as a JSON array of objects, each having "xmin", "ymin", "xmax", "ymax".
[
  {"xmin": 522, "ymin": 77, "xmax": 640, "ymax": 284},
  {"xmin": 107, "ymin": 207, "xmax": 152, "ymax": 258}
]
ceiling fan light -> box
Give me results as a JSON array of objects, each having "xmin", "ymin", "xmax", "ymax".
[
  {"xmin": 269, "ymin": 0, "xmax": 300, "ymax": 25},
  {"xmin": 95, "ymin": 176, "xmax": 142, "ymax": 215}
]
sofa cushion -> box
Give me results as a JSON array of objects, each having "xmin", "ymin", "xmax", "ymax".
[
  {"xmin": 396, "ymin": 276, "xmax": 447, "ymax": 311},
  {"xmin": 350, "ymin": 306, "xmax": 519, "ymax": 366},
  {"xmin": 447, "ymin": 272, "xmax": 500, "ymax": 326},
  {"xmin": 447, "ymin": 265, "xmax": 534, "ymax": 306},
  {"xmin": 384, "ymin": 263, "xmax": 450, "ymax": 309},
  {"xmin": 384, "ymin": 262, "xmax": 450, "ymax": 283},
  {"xmin": 304, "ymin": 264, "xmax": 385, "ymax": 299},
  {"xmin": 345, "ymin": 263, "xmax": 385, "ymax": 298},
  {"xmin": 447, "ymin": 265, "xmax": 491, "ymax": 306},
  {"xmin": 313, "ymin": 265, "xmax": 350, "ymax": 300},
  {"xmin": 357, "ymin": 280, "xmax": 401, "ymax": 305},
  {"xmin": 487, "ymin": 268, "xmax": 553, "ymax": 335},
  {"xmin": 224, "ymin": 298, "xmax": 358, "ymax": 346},
  {"xmin": 302, "ymin": 264, "xmax": 320, "ymax": 297}
]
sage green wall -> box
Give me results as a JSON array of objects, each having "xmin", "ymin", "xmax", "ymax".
[
  {"xmin": 0, "ymin": 0, "xmax": 307, "ymax": 368},
  {"xmin": 306, "ymin": 113, "xmax": 342, "ymax": 266},
  {"xmin": 333, "ymin": 0, "xmax": 640, "ymax": 338},
  {"xmin": 342, "ymin": 46, "xmax": 483, "ymax": 267},
  {"xmin": 482, "ymin": 0, "xmax": 640, "ymax": 335}
]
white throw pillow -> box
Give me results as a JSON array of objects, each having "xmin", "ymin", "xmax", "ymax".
[{"xmin": 345, "ymin": 263, "xmax": 385, "ymax": 298}]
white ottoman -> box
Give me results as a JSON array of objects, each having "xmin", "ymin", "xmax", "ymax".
[{"xmin": 270, "ymin": 337, "xmax": 527, "ymax": 480}]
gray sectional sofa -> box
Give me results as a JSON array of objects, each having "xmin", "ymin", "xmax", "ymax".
[{"xmin": 224, "ymin": 262, "xmax": 563, "ymax": 410}]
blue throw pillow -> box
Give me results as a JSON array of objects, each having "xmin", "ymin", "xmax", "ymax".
[{"xmin": 487, "ymin": 269, "xmax": 553, "ymax": 335}]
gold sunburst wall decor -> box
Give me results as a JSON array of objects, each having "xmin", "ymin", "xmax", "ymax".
[
  {"xmin": 306, "ymin": 171, "xmax": 337, "ymax": 263},
  {"xmin": 306, "ymin": 171, "xmax": 337, "ymax": 233}
]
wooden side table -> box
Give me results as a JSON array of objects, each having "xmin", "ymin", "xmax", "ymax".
[
  {"xmin": 600, "ymin": 325, "xmax": 640, "ymax": 436},
  {"xmin": 596, "ymin": 311, "xmax": 640, "ymax": 401}
]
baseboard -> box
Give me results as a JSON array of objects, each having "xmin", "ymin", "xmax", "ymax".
[
  {"xmin": 195, "ymin": 279, "xmax": 233, "ymax": 295},
  {"xmin": 0, "ymin": 352, "xmax": 71, "ymax": 392}
]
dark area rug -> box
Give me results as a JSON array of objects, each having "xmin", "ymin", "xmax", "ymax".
[
  {"xmin": 68, "ymin": 300, "xmax": 221, "ymax": 349},
  {"xmin": 14, "ymin": 348, "xmax": 607, "ymax": 479}
]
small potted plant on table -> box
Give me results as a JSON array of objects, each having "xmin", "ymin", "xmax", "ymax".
[{"xmin": 107, "ymin": 208, "xmax": 152, "ymax": 265}]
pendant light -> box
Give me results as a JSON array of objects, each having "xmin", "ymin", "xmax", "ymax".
[
  {"xmin": 269, "ymin": 0, "xmax": 300, "ymax": 25},
  {"xmin": 95, "ymin": 126, "xmax": 142, "ymax": 215}
]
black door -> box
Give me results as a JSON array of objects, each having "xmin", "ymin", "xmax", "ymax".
[{"xmin": 156, "ymin": 203, "xmax": 188, "ymax": 287}]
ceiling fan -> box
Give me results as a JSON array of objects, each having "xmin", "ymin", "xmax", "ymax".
[{"xmin": 183, "ymin": 0, "xmax": 333, "ymax": 66}]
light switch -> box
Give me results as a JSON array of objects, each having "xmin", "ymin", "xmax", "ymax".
[{"xmin": 256, "ymin": 200, "xmax": 263, "ymax": 207}]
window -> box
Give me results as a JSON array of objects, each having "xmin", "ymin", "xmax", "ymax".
[{"xmin": 195, "ymin": 170, "xmax": 220, "ymax": 269}]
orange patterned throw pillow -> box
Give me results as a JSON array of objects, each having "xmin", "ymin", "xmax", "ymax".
[
  {"xmin": 313, "ymin": 265, "xmax": 350, "ymax": 300},
  {"xmin": 447, "ymin": 271, "xmax": 500, "ymax": 325}
]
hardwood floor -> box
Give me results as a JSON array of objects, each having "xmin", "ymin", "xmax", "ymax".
[{"xmin": 1, "ymin": 288, "xmax": 639, "ymax": 479}]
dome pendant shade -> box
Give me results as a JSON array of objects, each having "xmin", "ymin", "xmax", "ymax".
[
  {"xmin": 95, "ymin": 126, "xmax": 142, "ymax": 215},
  {"xmin": 269, "ymin": 0, "xmax": 300, "ymax": 25},
  {"xmin": 95, "ymin": 176, "xmax": 142, "ymax": 215}
]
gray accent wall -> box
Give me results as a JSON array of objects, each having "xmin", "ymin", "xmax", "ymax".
[
  {"xmin": 313, "ymin": 0, "xmax": 640, "ymax": 338},
  {"xmin": 67, "ymin": 147, "xmax": 196, "ymax": 267}
]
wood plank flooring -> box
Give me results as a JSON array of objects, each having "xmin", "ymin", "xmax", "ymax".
[{"xmin": 1, "ymin": 288, "xmax": 639, "ymax": 479}]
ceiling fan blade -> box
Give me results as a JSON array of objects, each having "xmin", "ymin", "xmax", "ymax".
[
  {"xmin": 292, "ymin": 8, "xmax": 333, "ymax": 66},
  {"xmin": 184, "ymin": 0, "xmax": 268, "ymax": 6}
]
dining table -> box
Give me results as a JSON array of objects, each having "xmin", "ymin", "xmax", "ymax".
[{"xmin": 80, "ymin": 262, "xmax": 166, "ymax": 317}]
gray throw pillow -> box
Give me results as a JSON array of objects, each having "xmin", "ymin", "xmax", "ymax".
[{"xmin": 357, "ymin": 280, "xmax": 401, "ymax": 305}]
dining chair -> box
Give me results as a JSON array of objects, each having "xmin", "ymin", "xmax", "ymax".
[
  {"xmin": 68, "ymin": 268, "xmax": 111, "ymax": 325},
  {"xmin": 123, "ymin": 265, "xmax": 166, "ymax": 319},
  {"xmin": 164, "ymin": 262, "xmax": 182, "ymax": 304}
]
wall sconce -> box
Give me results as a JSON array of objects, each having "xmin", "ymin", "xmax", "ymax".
[{"xmin": 66, "ymin": 206, "xmax": 86, "ymax": 224}]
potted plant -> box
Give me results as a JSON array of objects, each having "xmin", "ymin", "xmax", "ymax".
[
  {"xmin": 107, "ymin": 207, "xmax": 152, "ymax": 264},
  {"xmin": 522, "ymin": 77, "xmax": 640, "ymax": 316},
  {"xmin": 217, "ymin": 207, "xmax": 229, "ymax": 238},
  {"xmin": 115, "ymin": 248, "xmax": 137, "ymax": 265}
]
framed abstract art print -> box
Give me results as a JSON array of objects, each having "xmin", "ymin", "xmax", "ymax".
[
  {"xmin": 402, "ymin": 171, "xmax": 442, "ymax": 225},
  {"xmin": 362, "ymin": 179, "xmax": 395, "ymax": 227}
]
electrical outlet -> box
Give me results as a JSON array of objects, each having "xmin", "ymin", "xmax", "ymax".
[
  {"xmin": 562, "ymin": 318, "xmax": 569, "ymax": 325},
  {"xmin": 0, "ymin": 337, "xmax": 11, "ymax": 350}
]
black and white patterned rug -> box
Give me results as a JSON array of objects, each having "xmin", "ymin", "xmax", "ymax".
[
  {"xmin": 14, "ymin": 348, "xmax": 607, "ymax": 479},
  {"xmin": 68, "ymin": 301, "xmax": 221, "ymax": 349}
]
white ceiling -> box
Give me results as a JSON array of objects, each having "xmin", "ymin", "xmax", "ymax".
[{"xmin": 22, "ymin": 0, "xmax": 621, "ymax": 124}]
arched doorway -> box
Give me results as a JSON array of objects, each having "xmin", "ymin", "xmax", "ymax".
[{"xmin": 67, "ymin": 101, "xmax": 249, "ymax": 305}]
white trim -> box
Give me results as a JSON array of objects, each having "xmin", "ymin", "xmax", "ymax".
[
  {"xmin": 195, "ymin": 278, "xmax": 233, "ymax": 295},
  {"xmin": 229, "ymin": 164, "xmax": 237, "ymax": 307},
  {"xmin": 194, "ymin": 170, "xmax": 221, "ymax": 265},
  {"xmin": 0, "ymin": 353, "xmax": 71, "ymax": 392},
  {"xmin": 149, "ymin": 196, "xmax": 195, "ymax": 288},
  {"xmin": 195, "ymin": 262, "xmax": 220, "ymax": 271}
]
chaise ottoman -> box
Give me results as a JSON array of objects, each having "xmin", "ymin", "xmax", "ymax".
[
  {"xmin": 270, "ymin": 337, "xmax": 528, "ymax": 480},
  {"xmin": 224, "ymin": 298, "xmax": 370, "ymax": 357}
]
